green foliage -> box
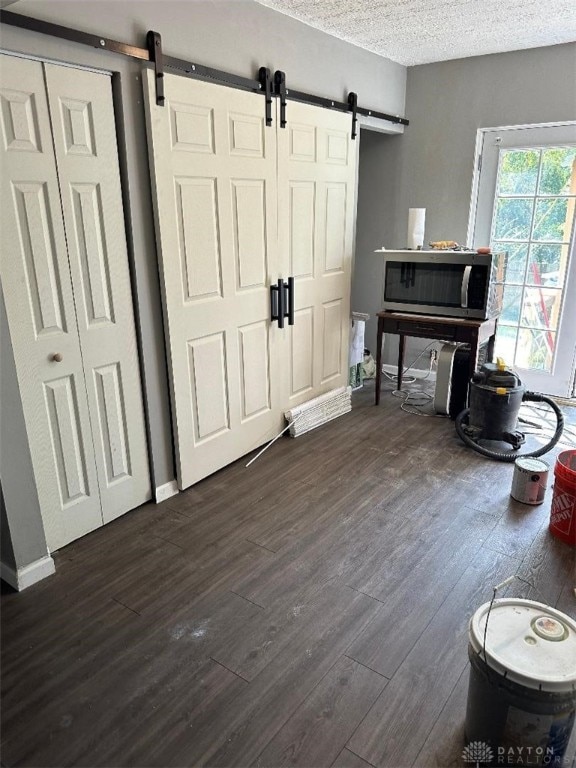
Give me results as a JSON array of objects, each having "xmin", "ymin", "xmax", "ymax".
[
  {"xmin": 499, "ymin": 149, "xmax": 539, "ymax": 194},
  {"xmin": 539, "ymin": 147, "xmax": 576, "ymax": 195},
  {"xmin": 493, "ymin": 147, "xmax": 575, "ymax": 243},
  {"xmin": 499, "ymin": 147, "xmax": 576, "ymax": 196}
]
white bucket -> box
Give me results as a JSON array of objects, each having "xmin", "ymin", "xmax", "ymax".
[
  {"xmin": 510, "ymin": 457, "xmax": 549, "ymax": 505},
  {"xmin": 466, "ymin": 599, "xmax": 576, "ymax": 764}
]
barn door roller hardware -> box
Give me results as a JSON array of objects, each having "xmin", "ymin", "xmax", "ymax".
[
  {"xmin": 274, "ymin": 70, "xmax": 287, "ymax": 128},
  {"xmin": 348, "ymin": 92, "xmax": 358, "ymax": 139},
  {"xmin": 259, "ymin": 67, "xmax": 273, "ymax": 126},
  {"xmin": 147, "ymin": 31, "xmax": 164, "ymax": 106},
  {"xmin": 0, "ymin": 10, "xmax": 409, "ymax": 128}
]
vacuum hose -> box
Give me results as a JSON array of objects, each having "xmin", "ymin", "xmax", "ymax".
[{"xmin": 455, "ymin": 392, "xmax": 564, "ymax": 462}]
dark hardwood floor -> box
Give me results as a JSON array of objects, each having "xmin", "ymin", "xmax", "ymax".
[{"xmin": 1, "ymin": 382, "xmax": 575, "ymax": 768}]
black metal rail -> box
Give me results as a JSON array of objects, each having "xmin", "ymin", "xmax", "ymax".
[{"xmin": 0, "ymin": 9, "xmax": 409, "ymax": 130}]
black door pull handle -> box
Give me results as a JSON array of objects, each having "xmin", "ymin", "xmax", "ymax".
[
  {"xmin": 270, "ymin": 277, "xmax": 295, "ymax": 328},
  {"xmin": 277, "ymin": 278, "xmax": 285, "ymax": 328},
  {"xmin": 286, "ymin": 276, "xmax": 294, "ymax": 326}
]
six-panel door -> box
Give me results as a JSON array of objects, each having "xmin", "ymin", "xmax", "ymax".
[
  {"xmin": 277, "ymin": 100, "xmax": 358, "ymax": 408},
  {"xmin": 44, "ymin": 63, "xmax": 151, "ymax": 524},
  {"xmin": 144, "ymin": 72, "xmax": 283, "ymax": 490},
  {"xmin": 0, "ymin": 54, "xmax": 151, "ymax": 550},
  {"xmin": 0, "ymin": 54, "xmax": 103, "ymax": 550}
]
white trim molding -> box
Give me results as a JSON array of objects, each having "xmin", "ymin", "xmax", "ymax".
[
  {"xmin": 155, "ymin": 479, "xmax": 179, "ymax": 504},
  {"xmin": 0, "ymin": 555, "xmax": 55, "ymax": 591}
]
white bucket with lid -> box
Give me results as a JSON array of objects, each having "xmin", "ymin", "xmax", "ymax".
[{"xmin": 466, "ymin": 598, "xmax": 576, "ymax": 764}]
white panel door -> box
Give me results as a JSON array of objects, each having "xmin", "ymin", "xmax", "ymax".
[
  {"xmin": 144, "ymin": 71, "xmax": 282, "ymax": 489},
  {"xmin": 0, "ymin": 54, "xmax": 102, "ymax": 549},
  {"xmin": 44, "ymin": 64, "xmax": 151, "ymax": 522},
  {"xmin": 277, "ymin": 100, "xmax": 358, "ymax": 408}
]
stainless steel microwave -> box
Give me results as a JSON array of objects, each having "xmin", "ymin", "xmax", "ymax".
[{"xmin": 379, "ymin": 250, "xmax": 506, "ymax": 319}]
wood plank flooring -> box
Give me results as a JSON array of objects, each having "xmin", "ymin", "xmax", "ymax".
[{"xmin": 1, "ymin": 383, "xmax": 575, "ymax": 768}]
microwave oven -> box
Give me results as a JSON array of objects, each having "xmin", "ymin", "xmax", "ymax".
[{"xmin": 379, "ymin": 250, "xmax": 506, "ymax": 320}]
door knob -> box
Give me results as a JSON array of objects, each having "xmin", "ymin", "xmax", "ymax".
[{"xmin": 51, "ymin": 353, "xmax": 63, "ymax": 362}]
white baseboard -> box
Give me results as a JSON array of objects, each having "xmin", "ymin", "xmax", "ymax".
[
  {"xmin": 155, "ymin": 479, "xmax": 179, "ymax": 504},
  {"xmin": 382, "ymin": 363, "xmax": 436, "ymax": 381},
  {"xmin": 0, "ymin": 555, "xmax": 55, "ymax": 591}
]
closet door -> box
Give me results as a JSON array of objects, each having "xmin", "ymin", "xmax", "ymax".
[
  {"xmin": 277, "ymin": 100, "xmax": 358, "ymax": 408},
  {"xmin": 44, "ymin": 64, "xmax": 151, "ymax": 523},
  {"xmin": 0, "ymin": 54, "xmax": 102, "ymax": 550},
  {"xmin": 144, "ymin": 71, "xmax": 282, "ymax": 490}
]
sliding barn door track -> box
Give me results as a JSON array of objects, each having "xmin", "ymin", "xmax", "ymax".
[{"xmin": 0, "ymin": 9, "xmax": 409, "ymax": 136}]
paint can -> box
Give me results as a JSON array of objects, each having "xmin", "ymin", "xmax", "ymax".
[
  {"xmin": 466, "ymin": 599, "xmax": 576, "ymax": 765},
  {"xmin": 510, "ymin": 457, "xmax": 549, "ymax": 505}
]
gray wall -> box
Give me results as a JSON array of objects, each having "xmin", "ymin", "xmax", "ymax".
[
  {"xmin": 1, "ymin": 488, "xmax": 17, "ymax": 571},
  {"xmin": 353, "ymin": 42, "xmax": 576, "ymax": 367},
  {"xmin": 0, "ymin": 0, "xmax": 405, "ymax": 569},
  {"xmin": 352, "ymin": 128, "xmax": 400, "ymax": 355},
  {"xmin": 0, "ymin": 292, "xmax": 50, "ymax": 571}
]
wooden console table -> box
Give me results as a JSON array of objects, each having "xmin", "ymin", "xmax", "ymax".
[{"xmin": 375, "ymin": 311, "xmax": 498, "ymax": 405}]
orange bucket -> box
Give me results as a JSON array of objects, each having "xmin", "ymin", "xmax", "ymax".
[{"xmin": 550, "ymin": 450, "xmax": 576, "ymax": 547}]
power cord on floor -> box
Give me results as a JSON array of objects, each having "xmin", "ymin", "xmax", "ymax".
[
  {"xmin": 382, "ymin": 341, "xmax": 437, "ymax": 393},
  {"xmin": 381, "ymin": 342, "xmax": 444, "ymax": 417}
]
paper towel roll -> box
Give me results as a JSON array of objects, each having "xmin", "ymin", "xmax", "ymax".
[{"xmin": 407, "ymin": 208, "xmax": 426, "ymax": 250}]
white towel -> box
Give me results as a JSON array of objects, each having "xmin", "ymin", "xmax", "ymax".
[{"xmin": 349, "ymin": 318, "xmax": 365, "ymax": 367}]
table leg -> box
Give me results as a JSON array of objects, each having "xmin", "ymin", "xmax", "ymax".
[
  {"xmin": 375, "ymin": 316, "xmax": 384, "ymax": 406},
  {"xmin": 469, "ymin": 332, "xmax": 479, "ymax": 381},
  {"xmin": 397, "ymin": 334, "xmax": 406, "ymax": 391},
  {"xmin": 486, "ymin": 319, "xmax": 497, "ymax": 363}
]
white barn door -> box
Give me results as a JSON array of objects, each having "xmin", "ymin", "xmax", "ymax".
[
  {"xmin": 144, "ymin": 72, "xmax": 283, "ymax": 490},
  {"xmin": 277, "ymin": 100, "xmax": 358, "ymax": 408}
]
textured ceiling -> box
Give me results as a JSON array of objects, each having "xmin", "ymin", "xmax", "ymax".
[{"xmin": 256, "ymin": 0, "xmax": 576, "ymax": 65}]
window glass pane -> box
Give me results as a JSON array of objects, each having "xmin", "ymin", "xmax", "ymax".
[
  {"xmin": 532, "ymin": 198, "xmax": 570, "ymax": 241},
  {"xmin": 498, "ymin": 149, "xmax": 540, "ymax": 195},
  {"xmin": 495, "ymin": 325, "xmax": 518, "ymax": 364},
  {"xmin": 516, "ymin": 328, "xmax": 555, "ymax": 371},
  {"xmin": 538, "ymin": 147, "xmax": 576, "ymax": 195},
  {"xmin": 527, "ymin": 243, "xmax": 570, "ymax": 288},
  {"xmin": 521, "ymin": 287, "xmax": 562, "ymax": 330},
  {"xmin": 492, "ymin": 242, "xmax": 528, "ymax": 283},
  {"xmin": 500, "ymin": 285, "xmax": 523, "ymax": 324},
  {"xmin": 493, "ymin": 198, "xmax": 533, "ymax": 240}
]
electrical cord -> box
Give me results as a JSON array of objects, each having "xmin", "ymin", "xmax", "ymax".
[
  {"xmin": 380, "ymin": 342, "xmax": 446, "ymax": 417},
  {"xmin": 383, "ymin": 370, "xmax": 417, "ymax": 386},
  {"xmin": 381, "ymin": 341, "xmax": 438, "ymax": 396}
]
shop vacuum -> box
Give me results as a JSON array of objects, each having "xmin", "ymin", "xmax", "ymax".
[{"xmin": 454, "ymin": 357, "xmax": 564, "ymax": 462}]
